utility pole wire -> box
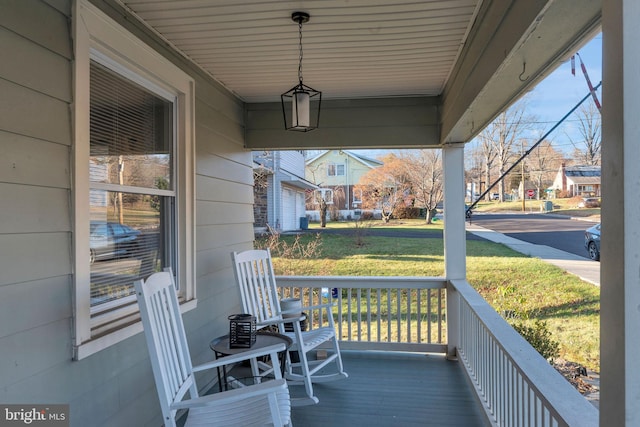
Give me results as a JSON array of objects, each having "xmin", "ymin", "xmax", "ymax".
[{"xmin": 467, "ymin": 81, "xmax": 602, "ymax": 214}]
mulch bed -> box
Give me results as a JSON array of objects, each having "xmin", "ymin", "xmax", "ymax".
[{"xmin": 553, "ymin": 359, "xmax": 597, "ymax": 395}]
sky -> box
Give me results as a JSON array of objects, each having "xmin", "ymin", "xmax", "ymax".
[
  {"xmin": 524, "ymin": 33, "xmax": 602, "ymax": 152},
  {"xmin": 341, "ymin": 33, "xmax": 603, "ymax": 160}
]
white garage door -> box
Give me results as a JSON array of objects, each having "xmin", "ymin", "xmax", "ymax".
[{"xmin": 282, "ymin": 188, "xmax": 296, "ymax": 231}]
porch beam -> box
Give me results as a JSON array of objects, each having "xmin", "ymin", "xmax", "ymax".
[
  {"xmin": 600, "ymin": 0, "xmax": 640, "ymax": 425},
  {"xmin": 244, "ymin": 96, "xmax": 439, "ymax": 150},
  {"xmin": 441, "ymin": 0, "xmax": 601, "ymax": 144}
]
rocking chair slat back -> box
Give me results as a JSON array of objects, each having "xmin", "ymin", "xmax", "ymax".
[
  {"xmin": 233, "ymin": 248, "xmax": 282, "ymax": 326},
  {"xmin": 135, "ymin": 271, "xmax": 197, "ymax": 417}
]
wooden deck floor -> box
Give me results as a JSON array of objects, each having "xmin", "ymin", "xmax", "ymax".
[{"xmin": 288, "ymin": 350, "xmax": 489, "ymax": 427}]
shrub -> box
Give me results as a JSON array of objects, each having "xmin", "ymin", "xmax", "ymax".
[
  {"xmin": 352, "ymin": 218, "xmax": 373, "ymax": 247},
  {"xmin": 393, "ymin": 206, "xmax": 420, "ymax": 219},
  {"xmin": 511, "ymin": 320, "xmax": 560, "ymax": 362},
  {"xmin": 360, "ymin": 211, "xmax": 374, "ymax": 220},
  {"xmin": 255, "ymin": 226, "xmax": 322, "ymax": 259}
]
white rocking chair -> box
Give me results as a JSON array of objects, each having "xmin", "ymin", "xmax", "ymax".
[
  {"xmin": 231, "ymin": 249, "xmax": 348, "ymax": 406},
  {"xmin": 135, "ymin": 270, "xmax": 292, "ymax": 427}
]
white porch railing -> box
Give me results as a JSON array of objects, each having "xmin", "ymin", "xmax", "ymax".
[
  {"xmin": 276, "ymin": 276, "xmax": 447, "ymax": 353},
  {"xmin": 275, "ymin": 276, "xmax": 598, "ymax": 427},
  {"xmin": 450, "ymin": 279, "xmax": 598, "ymax": 427}
]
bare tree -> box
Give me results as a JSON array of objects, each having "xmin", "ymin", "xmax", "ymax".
[
  {"xmin": 478, "ymin": 101, "xmax": 534, "ymax": 201},
  {"xmin": 568, "ymin": 102, "xmax": 601, "ymax": 165},
  {"xmin": 525, "ymin": 139, "xmax": 566, "ymax": 197},
  {"xmin": 464, "ymin": 145, "xmax": 484, "ymax": 199},
  {"xmin": 400, "ymin": 150, "xmax": 443, "ymax": 224},
  {"xmin": 477, "ymin": 132, "xmax": 498, "ymax": 201}
]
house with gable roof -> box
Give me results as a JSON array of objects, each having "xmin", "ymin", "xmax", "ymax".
[
  {"xmin": 551, "ymin": 163, "xmax": 601, "ymax": 197},
  {"xmin": 305, "ymin": 150, "xmax": 383, "ymax": 219}
]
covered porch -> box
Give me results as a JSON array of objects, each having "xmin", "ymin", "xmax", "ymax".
[
  {"xmin": 272, "ymin": 277, "xmax": 597, "ymax": 426},
  {"xmin": 291, "ymin": 350, "xmax": 486, "ymax": 426},
  {"xmin": 3, "ymin": 1, "xmax": 640, "ymax": 426}
]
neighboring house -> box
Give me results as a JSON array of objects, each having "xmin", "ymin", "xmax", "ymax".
[
  {"xmin": 551, "ymin": 163, "xmax": 601, "ymax": 197},
  {"xmin": 305, "ymin": 150, "xmax": 383, "ymax": 219},
  {"xmin": 253, "ymin": 151, "xmax": 318, "ymax": 232}
]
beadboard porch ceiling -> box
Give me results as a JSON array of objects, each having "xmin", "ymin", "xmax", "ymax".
[
  {"xmin": 119, "ymin": 0, "xmax": 601, "ymax": 145},
  {"xmin": 120, "ymin": 0, "xmax": 482, "ymax": 103}
]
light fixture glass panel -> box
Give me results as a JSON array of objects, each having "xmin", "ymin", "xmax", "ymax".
[{"xmin": 292, "ymin": 91, "xmax": 310, "ymax": 128}]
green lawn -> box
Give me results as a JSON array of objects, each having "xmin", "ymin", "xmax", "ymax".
[
  {"xmin": 260, "ymin": 222, "xmax": 600, "ymax": 372},
  {"xmin": 472, "ymin": 197, "xmax": 601, "ymax": 221}
]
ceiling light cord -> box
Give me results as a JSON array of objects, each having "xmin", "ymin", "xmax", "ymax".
[{"xmin": 298, "ymin": 20, "xmax": 304, "ymax": 84}]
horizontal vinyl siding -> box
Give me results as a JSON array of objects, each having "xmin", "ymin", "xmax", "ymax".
[
  {"xmin": 0, "ymin": 276, "xmax": 71, "ymax": 339},
  {"xmin": 0, "ymin": 131, "xmax": 70, "ymax": 188},
  {"xmin": 0, "ymin": 79, "xmax": 71, "ymax": 145},
  {"xmin": 0, "ymin": 2, "xmax": 254, "ymax": 427},
  {"xmin": 0, "ymin": 0, "xmax": 76, "ymax": 416},
  {"xmin": 190, "ymin": 76, "xmax": 253, "ymax": 394},
  {"xmin": 0, "ymin": 26, "xmax": 71, "ymax": 101},
  {"xmin": 196, "ymin": 174, "xmax": 253, "ymax": 204},
  {"xmin": 0, "ymin": 0, "xmax": 72, "ymax": 59},
  {"xmin": 279, "ymin": 151, "xmax": 306, "ymax": 177},
  {"xmin": 0, "ymin": 184, "xmax": 70, "ymax": 233}
]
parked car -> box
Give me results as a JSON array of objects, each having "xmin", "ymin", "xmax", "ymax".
[
  {"xmin": 90, "ymin": 221, "xmax": 141, "ymax": 264},
  {"xmin": 578, "ymin": 197, "xmax": 600, "ymax": 208},
  {"xmin": 491, "ymin": 193, "xmax": 500, "ymax": 200},
  {"xmin": 584, "ymin": 223, "xmax": 601, "ymax": 261}
]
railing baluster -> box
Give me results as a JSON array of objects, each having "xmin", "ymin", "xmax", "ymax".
[
  {"xmin": 356, "ymin": 288, "xmax": 362, "ymax": 341},
  {"xmin": 347, "ymin": 288, "xmax": 352, "ymax": 341},
  {"xmin": 387, "ymin": 288, "xmax": 391, "ymax": 342},
  {"xmin": 437, "ymin": 289, "xmax": 442, "ymax": 343},
  {"xmin": 407, "ymin": 288, "xmax": 412, "ymax": 342},
  {"xmin": 427, "ymin": 289, "xmax": 432, "ymax": 343},
  {"xmin": 376, "ymin": 288, "xmax": 381, "ymax": 342},
  {"xmin": 416, "ymin": 289, "xmax": 422, "ymax": 343},
  {"xmin": 366, "ymin": 288, "xmax": 372, "ymax": 341},
  {"xmin": 396, "ymin": 289, "xmax": 401, "ymax": 343}
]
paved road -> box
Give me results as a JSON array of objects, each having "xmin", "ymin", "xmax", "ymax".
[{"xmin": 468, "ymin": 213, "xmax": 596, "ymax": 258}]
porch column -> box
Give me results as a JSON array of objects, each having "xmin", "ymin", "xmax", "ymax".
[
  {"xmin": 443, "ymin": 143, "xmax": 466, "ymax": 358},
  {"xmin": 601, "ymin": 0, "xmax": 640, "ymax": 425}
]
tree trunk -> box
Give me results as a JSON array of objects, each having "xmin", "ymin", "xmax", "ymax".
[
  {"xmin": 320, "ymin": 200, "xmax": 327, "ymax": 228},
  {"xmin": 425, "ymin": 209, "xmax": 434, "ymax": 224}
]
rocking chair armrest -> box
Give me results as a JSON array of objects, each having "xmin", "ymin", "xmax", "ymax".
[
  {"xmin": 192, "ymin": 343, "xmax": 287, "ymax": 372},
  {"xmin": 170, "ymin": 378, "xmax": 288, "ymax": 410},
  {"xmin": 258, "ymin": 314, "xmax": 306, "ymax": 327}
]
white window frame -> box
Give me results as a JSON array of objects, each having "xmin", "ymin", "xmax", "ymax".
[
  {"xmin": 73, "ymin": 1, "xmax": 196, "ymax": 360},
  {"xmin": 353, "ymin": 188, "xmax": 363, "ymax": 205},
  {"xmin": 327, "ymin": 163, "xmax": 345, "ymax": 177},
  {"xmin": 315, "ymin": 188, "xmax": 334, "ymax": 205}
]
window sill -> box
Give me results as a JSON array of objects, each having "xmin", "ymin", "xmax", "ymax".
[{"xmin": 73, "ymin": 298, "xmax": 197, "ymax": 360}]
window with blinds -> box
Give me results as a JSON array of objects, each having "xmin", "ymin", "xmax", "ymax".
[{"xmin": 89, "ymin": 60, "xmax": 175, "ymax": 313}]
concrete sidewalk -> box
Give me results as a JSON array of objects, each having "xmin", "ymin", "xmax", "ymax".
[
  {"xmin": 467, "ymin": 223, "xmax": 601, "ymax": 408},
  {"xmin": 466, "ymin": 223, "xmax": 600, "ymax": 287}
]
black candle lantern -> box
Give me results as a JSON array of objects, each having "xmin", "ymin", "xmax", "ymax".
[{"xmin": 228, "ymin": 314, "xmax": 257, "ymax": 348}]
